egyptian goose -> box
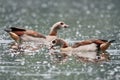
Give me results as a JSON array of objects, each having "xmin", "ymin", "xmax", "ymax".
[
  {"xmin": 4, "ymin": 21, "xmax": 69, "ymax": 50},
  {"xmin": 50, "ymin": 38, "xmax": 114, "ymax": 62},
  {"xmin": 50, "ymin": 39, "xmax": 97, "ymax": 55},
  {"xmin": 4, "ymin": 27, "xmax": 47, "ymax": 49}
]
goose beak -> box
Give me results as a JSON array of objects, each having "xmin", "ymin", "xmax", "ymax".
[
  {"xmin": 48, "ymin": 45, "xmax": 55, "ymax": 50},
  {"xmin": 64, "ymin": 24, "xmax": 69, "ymax": 28}
]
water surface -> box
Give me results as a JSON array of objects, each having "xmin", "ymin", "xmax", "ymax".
[{"xmin": 0, "ymin": 0, "xmax": 120, "ymax": 80}]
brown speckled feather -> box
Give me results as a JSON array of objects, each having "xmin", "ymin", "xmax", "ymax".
[
  {"xmin": 24, "ymin": 30, "xmax": 46, "ymax": 38},
  {"xmin": 91, "ymin": 39, "xmax": 108, "ymax": 44},
  {"xmin": 10, "ymin": 27, "xmax": 46, "ymax": 38},
  {"xmin": 72, "ymin": 40, "xmax": 93, "ymax": 48},
  {"xmin": 72, "ymin": 39, "xmax": 109, "ymax": 48}
]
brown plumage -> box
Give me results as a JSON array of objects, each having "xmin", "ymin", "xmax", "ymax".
[
  {"xmin": 6, "ymin": 27, "xmax": 46, "ymax": 38},
  {"xmin": 72, "ymin": 39, "xmax": 115, "ymax": 52}
]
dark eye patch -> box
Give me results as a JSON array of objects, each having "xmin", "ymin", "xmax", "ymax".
[
  {"xmin": 60, "ymin": 22, "xmax": 64, "ymax": 25},
  {"xmin": 52, "ymin": 40, "xmax": 56, "ymax": 44}
]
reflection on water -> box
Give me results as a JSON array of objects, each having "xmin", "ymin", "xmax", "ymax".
[{"xmin": 0, "ymin": 0, "xmax": 120, "ymax": 80}]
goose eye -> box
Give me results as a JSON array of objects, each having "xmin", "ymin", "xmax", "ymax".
[
  {"xmin": 60, "ymin": 22, "xmax": 64, "ymax": 25},
  {"xmin": 52, "ymin": 40, "xmax": 56, "ymax": 44}
]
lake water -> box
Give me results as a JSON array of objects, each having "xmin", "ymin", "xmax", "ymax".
[{"xmin": 0, "ymin": 0, "xmax": 120, "ymax": 80}]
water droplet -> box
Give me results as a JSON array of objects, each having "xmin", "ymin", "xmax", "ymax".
[
  {"xmin": 43, "ymin": 61, "xmax": 48, "ymax": 64},
  {"xmin": 41, "ymin": 3, "xmax": 47, "ymax": 8},
  {"xmin": 86, "ymin": 10, "xmax": 90, "ymax": 14}
]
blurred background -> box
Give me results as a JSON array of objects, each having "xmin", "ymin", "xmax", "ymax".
[{"xmin": 0, "ymin": 0, "xmax": 120, "ymax": 80}]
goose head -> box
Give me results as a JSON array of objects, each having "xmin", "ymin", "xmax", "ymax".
[
  {"xmin": 51, "ymin": 38, "xmax": 69, "ymax": 49},
  {"xmin": 49, "ymin": 21, "xmax": 69, "ymax": 36}
]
